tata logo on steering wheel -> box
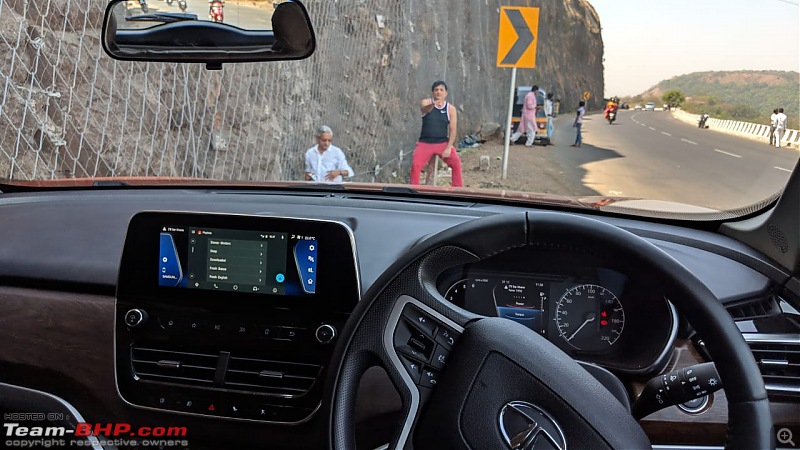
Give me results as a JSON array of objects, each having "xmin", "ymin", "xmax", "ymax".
[{"xmin": 498, "ymin": 401, "xmax": 567, "ymax": 450}]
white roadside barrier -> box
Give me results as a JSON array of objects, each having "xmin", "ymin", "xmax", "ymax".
[{"xmin": 672, "ymin": 109, "xmax": 799, "ymax": 149}]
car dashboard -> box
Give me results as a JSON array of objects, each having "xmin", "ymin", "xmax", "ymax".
[{"xmin": 0, "ymin": 188, "xmax": 798, "ymax": 449}]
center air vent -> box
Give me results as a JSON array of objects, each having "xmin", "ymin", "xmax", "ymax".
[
  {"xmin": 131, "ymin": 346, "xmax": 218, "ymax": 386},
  {"xmin": 224, "ymin": 356, "xmax": 321, "ymax": 396},
  {"xmin": 129, "ymin": 346, "xmax": 321, "ymax": 397},
  {"xmin": 744, "ymin": 334, "xmax": 800, "ymax": 397}
]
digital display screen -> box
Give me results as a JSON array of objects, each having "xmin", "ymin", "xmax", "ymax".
[
  {"xmin": 158, "ymin": 226, "xmax": 318, "ymax": 296},
  {"xmin": 493, "ymin": 279, "xmax": 548, "ymax": 333}
]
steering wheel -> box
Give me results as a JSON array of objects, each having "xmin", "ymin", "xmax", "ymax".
[{"xmin": 327, "ymin": 212, "xmax": 772, "ymax": 449}]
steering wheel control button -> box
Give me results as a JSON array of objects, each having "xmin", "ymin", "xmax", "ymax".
[
  {"xmin": 420, "ymin": 368, "xmax": 440, "ymax": 388},
  {"xmin": 399, "ymin": 356, "xmax": 422, "ymax": 384},
  {"xmin": 408, "ymin": 332, "xmax": 434, "ymax": 355},
  {"xmin": 124, "ymin": 309, "xmax": 148, "ymax": 328},
  {"xmin": 430, "ymin": 345, "xmax": 449, "ymax": 370},
  {"xmin": 397, "ymin": 345, "xmax": 428, "ymax": 363},
  {"xmin": 315, "ymin": 324, "xmax": 336, "ymax": 344},
  {"xmin": 401, "ymin": 305, "xmax": 438, "ymax": 337},
  {"xmin": 435, "ymin": 326, "xmax": 458, "ymax": 349},
  {"xmin": 394, "ymin": 318, "xmax": 436, "ymax": 361}
]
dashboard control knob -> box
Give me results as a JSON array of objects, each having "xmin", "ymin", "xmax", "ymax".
[
  {"xmin": 315, "ymin": 324, "xmax": 336, "ymax": 344},
  {"xmin": 124, "ymin": 309, "xmax": 148, "ymax": 328}
]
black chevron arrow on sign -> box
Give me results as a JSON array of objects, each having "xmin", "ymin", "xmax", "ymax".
[{"xmin": 501, "ymin": 9, "xmax": 534, "ymax": 65}]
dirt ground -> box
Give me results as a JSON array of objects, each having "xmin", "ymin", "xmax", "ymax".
[{"xmin": 426, "ymin": 138, "xmax": 586, "ymax": 196}]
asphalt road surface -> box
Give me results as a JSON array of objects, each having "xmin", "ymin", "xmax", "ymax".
[{"xmin": 549, "ymin": 110, "xmax": 799, "ymax": 211}]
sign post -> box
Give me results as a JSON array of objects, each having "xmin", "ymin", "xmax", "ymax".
[{"xmin": 497, "ymin": 6, "xmax": 540, "ymax": 180}]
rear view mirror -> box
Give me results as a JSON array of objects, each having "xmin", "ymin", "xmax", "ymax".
[{"xmin": 101, "ymin": 0, "xmax": 315, "ymax": 68}]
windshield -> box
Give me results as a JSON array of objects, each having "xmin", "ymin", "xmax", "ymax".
[{"xmin": 0, "ymin": 0, "xmax": 798, "ymax": 217}]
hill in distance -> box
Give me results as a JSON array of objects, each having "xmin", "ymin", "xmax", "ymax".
[{"xmin": 626, "ymin": 70, "xmax": 799, "ymax": 129}]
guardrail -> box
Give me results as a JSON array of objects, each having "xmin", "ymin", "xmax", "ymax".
[{"xmin": 672, "ymin": 110, "xmax": 800, "ymax": 149}]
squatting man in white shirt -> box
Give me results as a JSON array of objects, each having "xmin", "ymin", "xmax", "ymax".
[{"xmin": 304, "ymin": 125, "xmax": 354, "ymax": 183}]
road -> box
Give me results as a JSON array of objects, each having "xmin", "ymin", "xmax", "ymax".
[
  {"xmin": 122, "ymin": 0, "xmax": 273, "ymax": 30},
  {"xmin": 549, "ymin": 110, "xmax": 799, "ymax": 211}
]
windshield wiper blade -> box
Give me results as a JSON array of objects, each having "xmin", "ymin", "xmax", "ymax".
[
  {"xmin": 125, "ymin": 13, "xmax": 199, "ymax": 23},
  {"xmin": 381, "ymin": 186, "xmax": 418, "ymax": 194},
  {"xmin": 92, "ymin": 180, "xmax": 129, "ymax": 187}
]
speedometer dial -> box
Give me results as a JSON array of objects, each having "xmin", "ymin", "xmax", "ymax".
[{"xmin": 555, "ymin": 284, "xmax": 625, "ymax": 352}]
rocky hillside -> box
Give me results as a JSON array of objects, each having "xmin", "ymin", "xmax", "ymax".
[
  {"xmin": 633, "ymin": 70, "xmax": 799, "ymax": 128},
  {"xmin": 0, "ymin": 0, "xmax": 604, "ymax": 182}
]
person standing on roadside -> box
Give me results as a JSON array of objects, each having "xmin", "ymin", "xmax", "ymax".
[
  {"xmin": 304, "ymin": 125, "xmax": 354, "ymax": 183},
  {"xmin": 774, "ymin": 108, "xmax": 787, "ymax": 148},
  {"xmin": 545, "ymin": 92, "xmax": 555, "ymax": 144},
  {"xmin": 509, "ymin": 85, "xmax": 538, "ymax": 147},
  {"xmin": 769, "ymin": 108, "xmax": 778, "ymax": 146},
  {"xmin": 571, "ymin": 101, "xmax": 586, "ymax": 148},
  {"xmin": 409, "ymin": 81, "xmax": 463, "ymax": 187}
]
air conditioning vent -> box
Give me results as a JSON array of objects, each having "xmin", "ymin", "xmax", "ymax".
[
  {"xmin": 224, "ymin": 356, "xmax": 321, "ymax": 396},
  {"xmin": 745, "ymin": 334, "xmax": 800, "ymax": 397},
  {"xmin": 726, "ymin": 296, "xmax": 781, "ymax": 320},
  {"xmin": 131, "ymin": 346, "xmax": 218, "ymax": 387}
]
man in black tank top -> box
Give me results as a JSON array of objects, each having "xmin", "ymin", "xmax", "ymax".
[{"xmin": 409, "ymin": 81, "xmax": 463, "ymax": 187}]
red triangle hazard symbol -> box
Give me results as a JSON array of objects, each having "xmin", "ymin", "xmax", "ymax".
[{"xmin": 208, "ymin": 404, "xmax": 215, "ymax": 411}]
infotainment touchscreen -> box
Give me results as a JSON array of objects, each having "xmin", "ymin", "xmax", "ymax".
[{"xmin": 158, "ymin": 226, "xmax": 318, "ymax": 296}]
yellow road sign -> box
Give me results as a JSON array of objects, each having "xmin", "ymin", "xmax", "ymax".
[
  {"xmin": 497, "ymin": 7, "xmax": 540, "ymax": 68},
  {"xmin": 583, "ymin": 91, "xmax": 591, "ymax": 100}
]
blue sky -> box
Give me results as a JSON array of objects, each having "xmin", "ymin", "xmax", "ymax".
[{"xmin": 589, "ymin": 0, "xmax": 800, "ymax": 96}]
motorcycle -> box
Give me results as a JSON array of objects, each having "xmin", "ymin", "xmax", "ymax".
[
  {"xmin": 138, "ymin": 0, "xmax": 148, "ymax": 13},
  {"xmin": 209, "ymin": 0, "xmax": 224, "ymax": 22},
  {"xmin": 607, "ymin": 110, "xmax": 617, "ymax": 124},
  {"xmin": 178, "ymin": 0, "xmax": 187, "ymax": 12},
  {"xmin": 698, "ymin": 113, "xmax": 709, "ymax": 129}
]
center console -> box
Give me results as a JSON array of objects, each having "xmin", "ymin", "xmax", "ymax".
[{"xmin": 115, "ymin": 211, "xmax": 359, "ymax": 424}]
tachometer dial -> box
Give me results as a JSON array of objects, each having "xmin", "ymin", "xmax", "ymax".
[
  {"xmin": 444, "ymin": 279, "xmax": 470, "ymax": 304},
  {"xmin": 555, "ymin": 284, "xmax": 624, "ymax": 352}
]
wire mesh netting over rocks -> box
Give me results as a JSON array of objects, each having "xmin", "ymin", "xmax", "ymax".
[{"xmin": 0, "ymin": 0, "xmax": 603, "ymax": 183}]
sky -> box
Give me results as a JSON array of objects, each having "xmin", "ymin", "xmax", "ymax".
[{"xmin": 588, "ymin": 0, "xmax": 800, "ymax": 97}]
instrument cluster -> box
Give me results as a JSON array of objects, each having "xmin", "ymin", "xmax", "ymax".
[{"xmin": 436, "ymin": 255, "xmax": 677, "ymax": 374}]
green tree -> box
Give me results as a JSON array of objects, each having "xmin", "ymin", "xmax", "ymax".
[{"xmin": 662, "ymin": 90, "xmax": 686, "ymax": 108}]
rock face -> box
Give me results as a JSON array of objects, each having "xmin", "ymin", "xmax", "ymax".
[{"xmin": 0, "ymin": 0, "xmax": 604, "ymax": 182}]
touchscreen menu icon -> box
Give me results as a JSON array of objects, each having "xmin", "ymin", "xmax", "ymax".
[
  {"xmin": 294, "ymin": 240, "xmax": 318, "ymax": 294},
  {"xmin": 159, "ymin": 233, "xmax": 184, "ymax": 287}
]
